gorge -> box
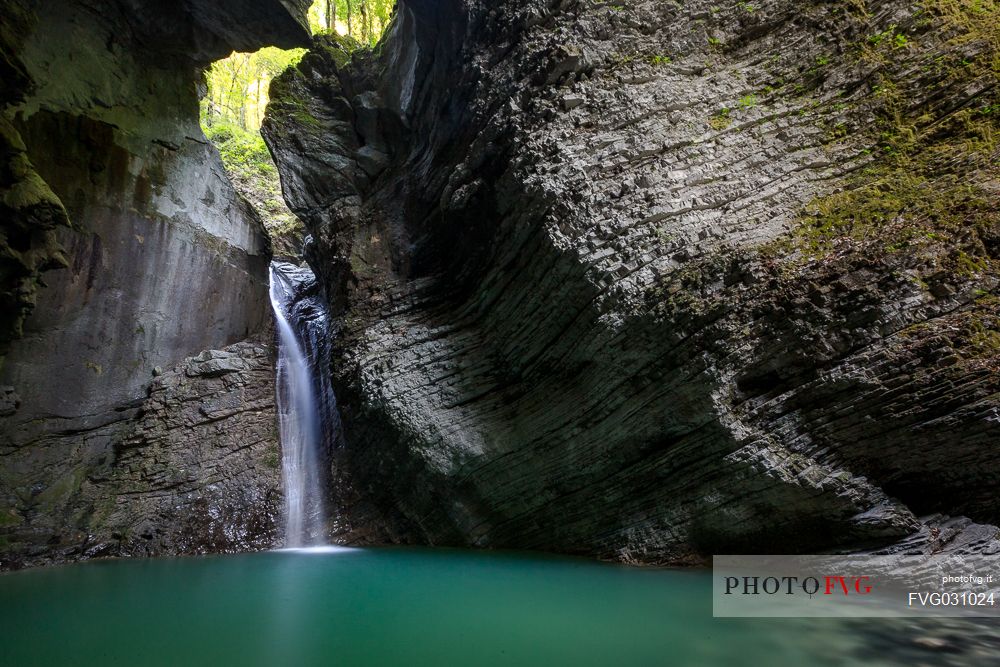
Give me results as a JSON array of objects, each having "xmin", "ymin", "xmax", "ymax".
[
  {"xmin": 261, "ymin": 0, "xmax": 1000, "ymax": 562},
  {"xmin": 2, "ymin": 0, "xmax": 999, "ymax": 568},
  {"xmin": 0, "ymin": 0, "xmax": 1000, "ymax": 665},
  {"xmin": 270, "ymin": 260, "xmax": 333, "ymax": 548},
  {"xmin": 1, "ymin": 0, "xmax": 1000, "ymax": 662}
]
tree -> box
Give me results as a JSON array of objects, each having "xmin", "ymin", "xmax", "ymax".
[
  {"xmin": 316, "ymin": 0, "xmax": 395, "ymax": 46},
  {"xmin": 200, "ymin": 0, "xmax": 398, "ymax": 135},
  {"xmin": 326, "ymin": 0, "xmax": 336, "ymax": 31}
]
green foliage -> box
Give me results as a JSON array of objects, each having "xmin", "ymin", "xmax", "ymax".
[
  {"xmin": 649, "ymin": 54, "xmax": 672, "ymax": 65},
  {"xmin": 307, "ymin": 0, "xmax": 396, "ymax": 46},
  {"xmin": 783, "ymin": 0, "xmax": 1000, "ymax": 279},
  {"xmin": 201, "ymin": 1, "xmax": 395, "ymax": 135},
  {"xmin": 201, "ymin": 47, "xmax": 306, "ymax": 133},
  {"xmin": 204, "ymin": 121, "xmax": 300, "ymax": 249},
  {"xmin": 204, "ymin": 123, "xmax": 274, "ymax": 176},
  {"xmin": 709, "ymin": 95, "xmax": 759, "ymax": 131},
  {"xmin": 867, "ymin": 24, "xmax": 904, "ymax": 47},
  {"xmin": 709, "ymin": 107, "xmax": 731, "ymax": 129},
  {"xmin": 197, "ymin": 1, "xmax": 396, "ymax": 252}
]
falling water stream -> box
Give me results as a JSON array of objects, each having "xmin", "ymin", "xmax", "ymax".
[
  {"xmin": 269, "ymin": 261, "xmax": 327, "ymax": 547},
  {"xmin": 0, "ymin": 273, "xmax": 990, "ymax": 667}
]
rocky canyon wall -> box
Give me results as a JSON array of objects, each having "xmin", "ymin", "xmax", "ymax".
[
  {"xmin": 265, "ymin": 0, "xmax": 1000, "ymax": 562},
  {"xmin": 0, "ymin": 0, "xmax": 310, "ymax": 566}
]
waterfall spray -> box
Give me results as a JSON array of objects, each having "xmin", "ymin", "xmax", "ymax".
[{"xmin": 269, "ymin": 262, "xmax": 327, "ymax": 547}]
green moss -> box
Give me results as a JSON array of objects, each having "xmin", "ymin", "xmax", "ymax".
[
  {"xmin": 262, "ymin": 450, "xmax": 280, "ymax": 470},
  {"xmin": 779, "ymin": 0, "xmax": 1000, "ymax": 280},
  {"xmin": 1, "ymin": 119, "xmax": 69, "ymax": 222},
  {"xmin": 35, "ymin": 466, "xmax": 87, "ymax": 513},
  {"xmin": 965, "ymin": 306, "xmax": 1000, "ymax": 355},
  {"xmin": 315, "ymin": 32, "xmax": 362, "ymax": 68},
  {"xmin": 789, "ymin": 168, "xmax": 993, "ymax": 255},
  {"xmin": 265, "ymin": 83, "xmax": 324, "ymax": 133},
  {"xmin": 349, "ymin": 252, "xmax": 382, "ymax": 282},
  {"xmin": 709, "ymin": 96, "xmax": 759, "ymax": 130},
  {"xmin": 925, "ymin": 298, "xmax": 1000, "ymax": 359},
  {"xmin": 927, "ymin": 0, "xmax": 1000, "ymax": 53},
  {"xmin": 293, "ymin": 109, "xmax": 323, "ymax": 129},
  {"xmin": 87, "ymin": 495, "xmax": 118, "ymax": 527},
  {"xmin": 3, "ymin": 170, "xmax": 63, "ymax": 212},
  {"xmin": 0, "ymin": 507, "xmax": 23, "ymax": 528},
  {"xmin": 709, "ymin": 107, "xmax": 731, "ymax": 130}
]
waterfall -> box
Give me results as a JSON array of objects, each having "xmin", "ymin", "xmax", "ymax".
[{"xmin": 269, "ymin": 261, "xmax": 329, "ymax": 547}]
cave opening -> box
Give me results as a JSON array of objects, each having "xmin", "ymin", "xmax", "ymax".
[
  {"xmin": 198, "ymin": 0, "xmax": 396, "ymax": 259},
  {"xmin": 197, "ymin": 0, "xmax": 398, "ymax": 550}
]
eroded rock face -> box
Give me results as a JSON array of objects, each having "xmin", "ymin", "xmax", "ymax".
[
  {"xmin": 1, "ymin": 339, "xmax": 282, "ymax": 569},
  {"xmin": 265, "ymin": 0, "xmax": 999, "ymax": 562},
  {"xmin": 0, "ymin": 0, "xmax": 310, "ymax": 566},
  {"xmin": 0, "ymin": 1, "xmax": 71, "ymax": 364}
]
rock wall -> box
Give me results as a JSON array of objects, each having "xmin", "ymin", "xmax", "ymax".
[
  {"xmin": 0, "ymin": 0, "xmax": 71, "ymax": 365},
  {"xmin": 1, "ymin": 339, "xmax": 283, "ymax": 568},
  {"xmin": 265, "ymin": 0, "xmax": 1000, "ymax": 562},
  {"xmin": 86, "ymin": 341, "xmax": 282, "ymax": 564},
  {"xmin": 0, "ymin": 0, "xmax": 310, "ymax": 566}
]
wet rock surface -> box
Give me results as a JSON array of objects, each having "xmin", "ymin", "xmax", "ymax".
[
  {"xmin": 87, "ymin": 340, "xmax": 282, "ymax": 563},
  {"xmin": 265, "ymin": 0, "xmax": 1000, "ymax": 561},
  {"xmin": 0, "ymin": 0, "xmax": 310, "ymax": 566},
  {"xmin": 1, "ymin": 339, "xmax": 282, "ymax": 569}
]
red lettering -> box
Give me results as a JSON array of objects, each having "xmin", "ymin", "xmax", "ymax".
[
  {"xmin": 823, "ymin": 575, "xmax": 873, "ymax": 595},
  {"xmin": 824, "ymin": 576, "xmax": 849, "ymax": 595}
]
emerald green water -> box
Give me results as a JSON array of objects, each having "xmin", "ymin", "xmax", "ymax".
[{"xmin": 1, "ymin": 547, "xmax": 996, "ymax": 666}]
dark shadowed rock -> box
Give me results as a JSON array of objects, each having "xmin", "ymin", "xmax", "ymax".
[
  {"xmin": 264, "ymin": 0, "xmax": 1000, "ymax": 562},
  {"xmin": 0, "ymin": 0, "xmax": 309, "ymax": 566},
  {"xmin": 0, "ymin": 338, "xmax": 282, "ymax": 569}
]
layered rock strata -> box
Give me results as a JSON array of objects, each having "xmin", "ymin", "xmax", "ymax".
[
  {"xmin": 265, "ymin": 0, "xmax": 1000, "ymax": 562},
  {"xmin": 0, "ymin": 340, "xmax": 284, "ymax": 569},
  {"xmin": 0, "ymin": 0, "xmax": 310, "ymax": 566}
]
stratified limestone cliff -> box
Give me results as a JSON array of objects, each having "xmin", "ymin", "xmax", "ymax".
[
  {"xmin": 0, "ymin": 1, "xmax": 70, "ymax": 365},
  {"xmin": 0, "ymin": 0, "xmax": 310, "ymax": 566},
  {"xmin": 1, "ymin": 339, "xmax": 283, "ymax": 568},
  {"xmin": 83, "ymin": 341, "xmax": 282, "ymax": 563},
  {"xmin": 265, "ymin": 0, "xmax": 999, "ymax": 562}
]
